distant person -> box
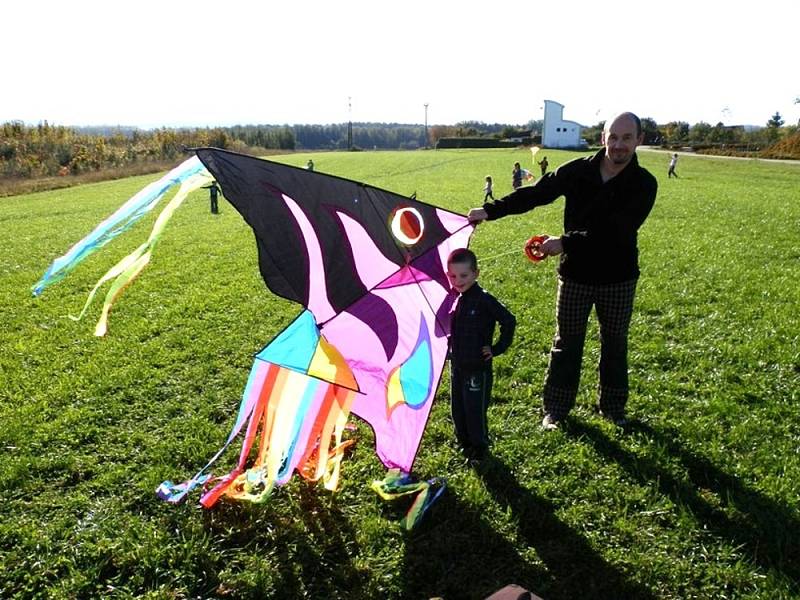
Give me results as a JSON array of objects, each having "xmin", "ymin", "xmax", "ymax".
[
  {"xmin": 306, "ymin": 159, "xmax": 314, "ymax": 171},
  {"xmin": 668, "ymin": 153, "xmax": 678, "ymax": 178},
  {"xmin": 538, "ymin": 156, "xmax": 549, "ymax": 176},
  {"xmin": 484, "ymin": 175, "xmax": 495, "ymax": 201},
  {"xmin": 467, "ymin": 112, "xmax": 657, "ymax": 430},
  {"xmin": 203, "ymin": 180, "xmax": 221, "ymax": 214},
  {"xmin": 512, "ymin": 162, "xmax": 523, "ymax": 189},
  {"xmin": 447, "ymin": 248, "xmax": 516, "ymax": 463}
]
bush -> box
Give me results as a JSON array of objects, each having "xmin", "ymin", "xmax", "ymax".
[{"xmin": 761, "ymin": 131, "xmax": 800, "ymax": 159}]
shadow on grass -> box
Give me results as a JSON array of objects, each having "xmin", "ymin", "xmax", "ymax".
[
  {"xmin": 571, "ymin": 420, "xmax": 800, "ymax": 592},
  {"xmin": 400, "ymin": 482, "xmax": 547, "ymax": 600},
  {"xmin": 199, "ymin": 483, "xmax": 366, "ymax": 598},
  {"xmin": 470, "ymin": 457, "xmax": 658, "ymax": 600}
]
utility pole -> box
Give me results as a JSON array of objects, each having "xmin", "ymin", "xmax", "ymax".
[
  {"xmin": 347, "ymin": 96, "xmax": 353, "ymax": 150},
  {"xmin": 424, "ymin": 103, "xmax": 429, "ymax": 148}
]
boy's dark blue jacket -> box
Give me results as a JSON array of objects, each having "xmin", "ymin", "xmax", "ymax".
[{"xmin": 449, "ymin": 282, "xmax": 516, "ymax": 371}]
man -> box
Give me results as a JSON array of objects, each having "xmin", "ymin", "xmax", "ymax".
[{"xmin": 467, "ymin": 112, "xmax": 657, "ymax": 429}]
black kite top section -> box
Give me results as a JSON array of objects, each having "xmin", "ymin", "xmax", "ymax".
[{"xmin": 194, "ymin": 148, "xmax": 468, "ymax": 319}]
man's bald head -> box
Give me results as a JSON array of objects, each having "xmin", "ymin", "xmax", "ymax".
[
  {"xmin": 602, "ymin": 112, "xmax": 644, "ymax": 168},
  {"xmin": 605, "ymin": 112, "xmax": 642, "ymax": 138}
]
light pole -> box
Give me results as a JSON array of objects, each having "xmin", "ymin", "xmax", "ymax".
[
  {"xmin": 424, "ymin": 103, "xmax": 429, "ymax": 148},
  {"xmin": 347, "ymin": 96, "xmax": 353, "ymax": 150}
]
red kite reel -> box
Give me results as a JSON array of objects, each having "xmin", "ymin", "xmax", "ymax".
[{"xmin": 524, "ymin": 235, "xmax": 548, "ymax": 263}]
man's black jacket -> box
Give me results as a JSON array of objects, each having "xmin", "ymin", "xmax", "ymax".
[{"xmin": 483, "ymin": 149, "xmax": 657, "ymax": 284}]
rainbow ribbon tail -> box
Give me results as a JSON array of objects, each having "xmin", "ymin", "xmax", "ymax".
[
  {"xmin": 157, "ymin": 314, "xmax": 359, "ymax": 508},
  {"xmin": 371, "ymin": 468, "xmax": 447, "ymax": 530}
]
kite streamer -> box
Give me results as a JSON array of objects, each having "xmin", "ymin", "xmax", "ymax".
[
  {"xmin": 32, "ymin": 156, "xmax": 207, "ymax": 297},
  {"xmin": 371, "ymin": 469, "xmax": 446, "ymax": 530},
  {"xmin": 157, "ymin": 331, "xmax": 357, "ymax": 507},
  {"xmin": 72, "ymin": 170, "xmax": 213, "ymax": 336}
]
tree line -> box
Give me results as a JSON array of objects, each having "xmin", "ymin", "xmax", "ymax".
[
  {"xmin": 2, "ymin": 113, "xmax": 798, "ymax": 181},
  {"xmin": 0, "ymin": 121, "xmax": 434, "ymax": 180},
  {"xmin": 0, "ymin": 121, "xmax": 233, "ymax": 179},
  {"xmin": 582, "ymin": 112, "xmax": 798, "ymax": 156}
]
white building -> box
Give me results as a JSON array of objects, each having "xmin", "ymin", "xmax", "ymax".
[{"xmin": 542, "ymin": 99, "xmax": 583, "ymax": 148}]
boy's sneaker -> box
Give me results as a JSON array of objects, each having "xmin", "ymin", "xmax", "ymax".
[
  {"xmin": 541, "ymin": 414, "xmax": 561, "ymax": 431},
  {"xmin": 468, "ymin": 447, "xmax": 489, "ymax": 468}
]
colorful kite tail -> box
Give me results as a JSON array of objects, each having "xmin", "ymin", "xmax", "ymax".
[{"xmin": 158, "ymin": 356, "xmax": 358, "ymax": 508}]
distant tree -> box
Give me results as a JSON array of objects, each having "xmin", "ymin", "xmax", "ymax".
[
  {"xmin": 640, "ymin": 117, "xmax": 660, "ymax": 144},
  {"xmin": 500, "ymin": 126, "xmax": 519, "ymax": 139},
  {"xmin": 428, "ymin": 125, "xmax": 457, "ymax": 146},
  {"xmin": 455, "ymin": 121, "xmax": 487, "ymax": 135},
  {"xmin": 581, "ymin": 121, "xmax": 605, "ymax": 145},
  {"xmin": 767, "ymin": 112, "xmax": 784, "ymax": 128},
  {"xmin": 663, "ymin": 121, "xmax": 690, "ymax": 142},
  {"xmin": 525, "ymin": 119, "xmax": 544, "ymax": 134},
  {"xmin": 456, "ymin": 124, "xmax": 479, "ymax": 137},
  {"xmin": 688, "ymin": 121, "xmax": 713, "ymax": 143},
  {"xmin": 207, "ymin": 128, "xmax": 231, "ymax": 150},
  {"xmin": 707, "ymin": 122, "xmax": 739, "ymax": 145}
]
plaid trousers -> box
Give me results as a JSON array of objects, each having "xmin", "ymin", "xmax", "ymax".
[{"xmin": 543, "ymin": 277, "xmax": 638, "ymax": 420}]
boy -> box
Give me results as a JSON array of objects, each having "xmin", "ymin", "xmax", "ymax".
[
  {"xmin": 668, "ymin": 153, "xmax": 678, "ymax": 178},
  {"xmin": 483, "ymin": 175, "xmax": 495, "ymax": 201},
  {"xmin": 446, "ymin": 248, "xmax": 516, "ymax": 461}
]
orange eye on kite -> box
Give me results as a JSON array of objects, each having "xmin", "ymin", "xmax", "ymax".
[{"xmin": 390, "ymin": 206, "xmax": 424, "ymax": 245}]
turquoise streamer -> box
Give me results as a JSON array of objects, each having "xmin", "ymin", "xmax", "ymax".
[
  {"xmin": 32, "ymin": 156, "xmax": 206, "ymax": 296},
  {"xmin": 371, "ymin": 468, "xmax": 447, "ymax": 530}
]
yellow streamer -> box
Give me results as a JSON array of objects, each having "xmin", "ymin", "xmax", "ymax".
[{"xmin": 70, "ymin": 171, "xmax": 213, "ymax": 336}]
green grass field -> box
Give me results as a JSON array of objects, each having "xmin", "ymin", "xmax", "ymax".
[{"xmin": 1, "ymin": 148, "xmax": 799, "ymax": 599}]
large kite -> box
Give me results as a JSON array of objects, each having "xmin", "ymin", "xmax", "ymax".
[{"xmin": 34, "ymin": 149, "xmax": 473, "ymax": 527}]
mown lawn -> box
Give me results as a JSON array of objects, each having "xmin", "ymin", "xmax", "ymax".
[{"xmin": 1, "ymin": 148, "xmax": 798, "ymax": 599}]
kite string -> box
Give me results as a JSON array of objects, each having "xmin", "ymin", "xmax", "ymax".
[{"xmin": 477, "ymin": 247, "xmax": 523, "ymax": 263}]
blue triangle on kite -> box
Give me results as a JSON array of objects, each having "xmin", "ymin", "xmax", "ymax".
[{"xmin": 256, "ymin": 310, "xmax": 319, "ymax": 373}]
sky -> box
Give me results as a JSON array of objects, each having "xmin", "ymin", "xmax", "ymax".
[{"xmin": 5, "ymin": 0, "xmax": 799, "ymax": 130}]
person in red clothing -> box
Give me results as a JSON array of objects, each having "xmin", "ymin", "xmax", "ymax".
[{"xmin": 468, "ymin": 112, "xmax": 657, "ymax": 430}]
